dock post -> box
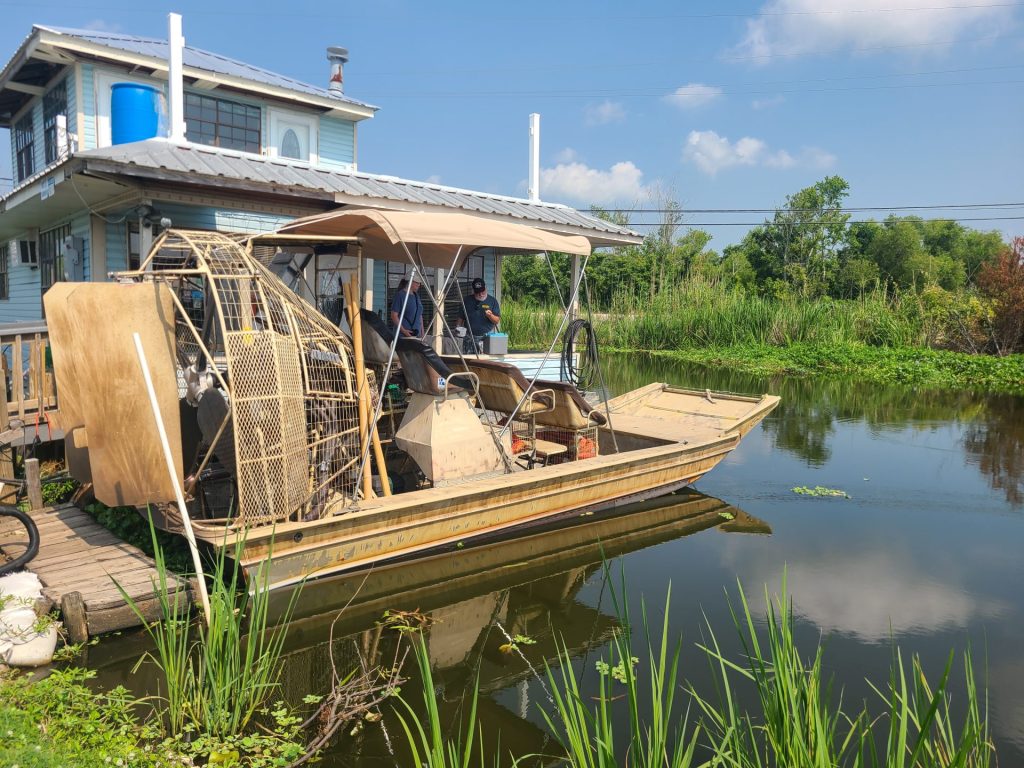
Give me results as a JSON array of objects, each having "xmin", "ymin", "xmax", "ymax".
[
  {"xmin": 25, "ymin": 457, "xmax": 43, "ymax": 510},
  {"xmin": 61, "ymin": 591, "xmax": 89, "ymax": 644}
]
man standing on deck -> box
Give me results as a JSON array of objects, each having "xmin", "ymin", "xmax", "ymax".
[
  {"xmin": 463, "ymin": 277, "xmax": 500, "ymax": 353},
  {"xmin": 390, "ymin": 276, "xmax": 423, "ymax": 338}
]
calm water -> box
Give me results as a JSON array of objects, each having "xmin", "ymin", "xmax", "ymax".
[{"xmin": 89, "ymin": 353, "xmax": 1024, "ymax": 764}]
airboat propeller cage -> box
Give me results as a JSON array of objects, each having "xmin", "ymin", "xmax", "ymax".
[{"xmin": 46, "ymin": 230, "xmax": 360, "ymax": 525}]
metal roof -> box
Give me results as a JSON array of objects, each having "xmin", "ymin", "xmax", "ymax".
[
  {"xmin": 38, "ymin": 25, "xmax": 377, "ymax": 111},
  {"xmin": 75, "ymin": 140, "xmax": 643, "ymax": 245}
]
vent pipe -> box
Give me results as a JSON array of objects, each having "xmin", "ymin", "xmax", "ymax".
[
  {"xmin": 167, "ymin": 13, "xmax": 186, "ymax": 142},
  {"xmin": 327, "ymin": 47, "xmax": 348, "ymax": 95},
  {"xmin": 528, "ymin": 113, "xmax": 540, "ymax": 202}
]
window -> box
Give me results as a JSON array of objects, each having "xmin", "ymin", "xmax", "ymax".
[
  {"xmin": 280, "ymin": 129, "xmax": 301, "ymax": 159},
  {"xmin": 14, "ymin": 114, "xmax": 35, "ymax": 182},
  {"xmin": 268, "ymin": 109, "xmax": 316, "ymax": 162},
  {"xmin": 185, "ymin": 93, "xmax": 260, "ymax": 153},
  {"xmin": 127, "ymin": 221, "xmax": 141, "ymax": 271},
  {"xmin": 0, "ymin": 245, "xmax": 9, "ymax": 300},
  {"xmin": 39, "ymin": 224, "xmax": 71, "ymax": 293},
  {"xmin": 43, "ymin": 80, "xmax": 68, "ymax": 165}
]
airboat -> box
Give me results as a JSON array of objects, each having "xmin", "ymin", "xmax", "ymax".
[{"xmin": 44, "ymin": 209, "xmax": 778, "ymax": 588}]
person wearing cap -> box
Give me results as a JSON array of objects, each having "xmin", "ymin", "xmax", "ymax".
[
  {"xmin": 462, "ymin": 277, "xmax": 500, "ymax": 352},
  {"xmin": 390, "ymin": 276, "xmax": 423, "ymax": 338}
]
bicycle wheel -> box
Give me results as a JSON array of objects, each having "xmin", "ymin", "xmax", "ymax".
[{"xmin": 0, "ymin": 506, "xmax": 40, "ymax": 575}]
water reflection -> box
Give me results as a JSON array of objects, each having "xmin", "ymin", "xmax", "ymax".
[
  {"xmin": 267, "ymin": 491, "xmax": 769, "ymax": 765},
  {"xmin": 603, "ymin": 352, "xmax": 1023, "ymax": 505}
]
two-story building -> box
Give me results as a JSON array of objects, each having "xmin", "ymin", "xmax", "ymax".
[{"xmin": 0, "ymin": 21, "xmax": 639, "ymax": 329}]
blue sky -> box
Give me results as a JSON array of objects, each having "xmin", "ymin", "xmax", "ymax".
[{"xmin": 1, "ymin": 0, "xmax": 1021, "ymax": 248}]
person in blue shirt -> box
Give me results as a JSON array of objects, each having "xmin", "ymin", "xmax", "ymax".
[
  {"xmin": 390, "ymin": 277, "xmax": 423, "ymax": 338},
  {"xmin": 462, "ymin": 277, "xmax": 500, "ymax": 352}
]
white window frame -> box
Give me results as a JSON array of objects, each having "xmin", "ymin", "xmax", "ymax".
[
  {"xmin": 95, "ymin": 70, "xmax": 164, "ymax": 148},
  {"xmin": 267, "ymin": 108, "xmax": 318, "ymax": 164}
]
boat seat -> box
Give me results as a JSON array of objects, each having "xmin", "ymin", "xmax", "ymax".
[
  {"xmin": 532, "ymin": 379, "xmax": 607, "ymax": 429},
  {"xmin": 441, "ymin": 356, "xmax": 553, "ymax": 416},
  {"xmin": 359, "ymin": 309, "xmax": 395, "ymax": 366},
  {"xmin": 397, "ymin": 338, "xmax": 463, "ymax": 397}
]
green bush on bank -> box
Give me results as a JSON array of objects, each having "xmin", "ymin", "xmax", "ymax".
[{"xmin": 499, "ymin": 282, "xmax": 1024, "ymax": 395}]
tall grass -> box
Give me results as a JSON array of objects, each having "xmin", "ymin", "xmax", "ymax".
[
  {"xmin": 502, "ymin": 281, "xmax": 928, "ymax": 352},
  {"xmin": 539, "ymin": 583, "xmax": 700, "ymax": 768},
  {"xmin": 118, "ymin": 528, "xmax": 298, "ymax": 739},
  {"xmin": 394, "ymin": 632, "xmax": 492, "ymax": 768},
  {"xmin": 533, "ymin": 574, "xmax": 993, "ymax": 768}
]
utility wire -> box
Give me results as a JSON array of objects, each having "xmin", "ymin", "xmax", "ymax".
[
  {"xmin": 620, "ymin": 216, "xmax": 1024, "ymax": 227},
  {"xmin": 602, "ymin": 203, "xmax": 1024, "ymax": 214}
]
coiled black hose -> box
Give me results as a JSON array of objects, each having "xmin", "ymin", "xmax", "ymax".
[
  {"xmin": 0, "ymin": 506, "xmax": 40, "ymax": 575},
  {"xmin": 560, "ymin": 318, "xmax": 599, "ymax": 391}
]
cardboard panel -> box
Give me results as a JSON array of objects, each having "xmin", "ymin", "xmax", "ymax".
[{"xmin": 45, "ymin": 282, "xmax": 182, "ymax": 505}]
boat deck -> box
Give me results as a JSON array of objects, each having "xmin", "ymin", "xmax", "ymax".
[{"xmin": 0, "ymin": 503, "xmax": 191, "ymax": 640}]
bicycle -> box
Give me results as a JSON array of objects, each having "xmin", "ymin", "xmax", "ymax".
[{"xmin": 0, "ymin": 504, "xmax": 40, "ymax": 576}]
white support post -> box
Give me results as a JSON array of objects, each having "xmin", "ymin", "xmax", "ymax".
[
  {"xmin": 167, "ymin": 13, "xmax": 187, "ymax": 142},
  {"xmin": 433, "ymin": 267, "xmax": 445, "ymax": 353},
  {"xmin": 570, "ymin": 254, "xmax": 581, "ymax": 321},
  {"xmin": 528, "ymin": 113, "xmax": 540, "ymax": 202},
  {"xmin": 360, "ymin": 249, "xmax": 373, "ymax": 310}
]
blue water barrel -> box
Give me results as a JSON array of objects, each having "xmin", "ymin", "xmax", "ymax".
[{"xmin": 110, "ymin": 83, "xmax": 162, "ymax": 144}]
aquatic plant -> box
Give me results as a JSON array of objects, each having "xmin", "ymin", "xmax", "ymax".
[
  {"xmin": 116, "ymin": 525, "xmax": 304, "ymax": 755},
  {"xmin": 792, "ymin": 485, "xmax": 851, "ymax": 498},
  {"xmin": 533, "ymin": 571, "xmax": 994, "ymax": 767},
  {"xmin": 394, "ymin": 631, "xmax": 495, "ymax": 768},
  {"xmin": 536, "ymin": 580, "xmax": 701, "ymax": 768},
  {"xmin": 694, "ymin": 581, "xmax": 994, "ymax": 768}
]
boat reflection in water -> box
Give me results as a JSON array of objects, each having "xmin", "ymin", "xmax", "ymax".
[{"xmin": 270, "ymin": 490, "xmax": 770, "ymax": 766}]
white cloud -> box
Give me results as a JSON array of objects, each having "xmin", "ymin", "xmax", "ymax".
[
  {"xmin": 683, "ymin": 130, "xmax": 835, "ymax": 175},
  {"xmin": 584, "ymin": 100, "xmax": 626, "ymax": 125},
  {"xmin": 540, "ymin": 160, "xmax": 650, "ymax": 205},
  {"xmin": 664, "ymin": 83, "xmax": 723, "ymax": 109},
  {"xmin": 424, "ymin": 174, "xmax": 442, "ymax": 185},
  {"xmin": 553, "ymin": 147, "xmax": 579, "ymax": 164},
  {"xmin": 752, "ymin": 95, "xmax": 785, "ymax": 110},
  {"xmin": 731, "ymin": 0, "xmax": 1012, "ymax": 62},
  {"xmin": 735, "ymin": 552, "xmax": 1008, "ymax": 643}
]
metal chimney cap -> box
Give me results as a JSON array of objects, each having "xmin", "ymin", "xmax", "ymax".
[{"xmin": 327, "ymin": 46, "xmax": 349, "ymax": 63}]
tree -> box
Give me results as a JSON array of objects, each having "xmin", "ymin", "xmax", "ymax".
[
  {"xmin": 744, "ymin": 176, "xmax": 852, "ymax": 297},
  {"xmin": 976, "ymin": 236, "xmax": 1024, "ymax": 355}
]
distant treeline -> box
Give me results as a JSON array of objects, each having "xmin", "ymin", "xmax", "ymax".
[{"xmin": 501, "ymin": 176, "xmax": 1024, "ymax": 355}]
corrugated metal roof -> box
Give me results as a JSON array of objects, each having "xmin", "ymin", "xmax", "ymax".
[
  {"xmin": 39, "ymin": 25, "xmax": 377, "ymax": 112},
  {"xmin": 77, "ymin": 140, "xmax": 643, "ymax": 244}
]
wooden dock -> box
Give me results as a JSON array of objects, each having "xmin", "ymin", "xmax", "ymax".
[{"xmin": 0, "ymin": 503, "xmax": 191, "ymax": 640}]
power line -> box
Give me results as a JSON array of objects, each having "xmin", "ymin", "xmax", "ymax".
[
  {"xmin": 621, "ymin": 216, "xmax": 1024, "ymax": 227},
  {"xmin": 603, "ymin": 203, "xmax": 1024, "ymax": 214}
]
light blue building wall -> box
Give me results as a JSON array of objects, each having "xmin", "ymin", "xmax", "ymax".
[{"xmin": 319, "ymin": 116, "xmax": 354, "ymax": 169}]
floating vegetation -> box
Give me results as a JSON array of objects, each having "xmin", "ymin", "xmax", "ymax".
[{"xmin": 792, "ymin": 485, "xmax": 851, "ymax": 498}]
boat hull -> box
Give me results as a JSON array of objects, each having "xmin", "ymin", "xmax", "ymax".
[{"xmin": 192, "ymin": 384, "xmax": 779, "ymax": 589}]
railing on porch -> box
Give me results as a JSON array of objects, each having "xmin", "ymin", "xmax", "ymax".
[{"xmin": 0, "ymin": 322, "xmax": 59, "ymax": 437}]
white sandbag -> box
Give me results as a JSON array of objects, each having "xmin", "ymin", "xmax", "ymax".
[{"xmin": 0, "ymin": 571, "xmax": 59, "ymax": 667}]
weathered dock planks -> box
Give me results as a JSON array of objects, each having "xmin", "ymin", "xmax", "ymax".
[{"xmin": 0, "ymin": 503, "xmax": 191, "ymax": 641}]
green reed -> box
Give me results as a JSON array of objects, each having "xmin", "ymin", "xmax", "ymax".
[
  {"xmin": 533, "ymin": 573, "xmax": 993, "ymax": 768},
  {"xmin": 693, "ymin": 581, "xmax": 993, "ymax": 768},
  {"xmin": 537, "ymin": 582, "xmax": 700, "ymax": 768},
  {"xmin": 394, "ymin": 632, "xmax": 493, "ymax": 768},
  {"xmin": 501, "ymin": 282, "xmax": 928, "ymax": 352},
  {"xmin": 117, "ymin": 526, "xmax": 299, "ymax": 739}
]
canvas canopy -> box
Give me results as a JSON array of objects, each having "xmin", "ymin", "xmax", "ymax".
[{"xmin": 275, "ymin": 208, "xmax": 591, "ymax": 269}]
